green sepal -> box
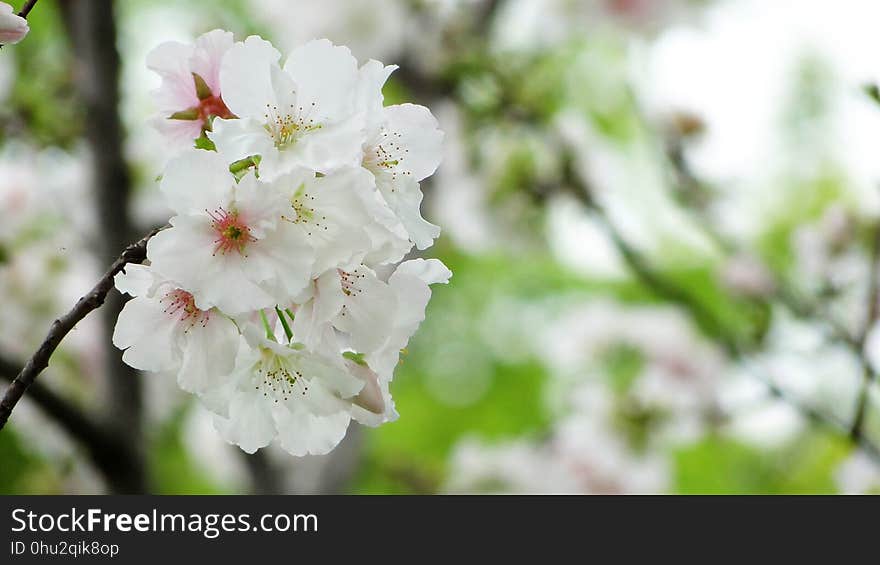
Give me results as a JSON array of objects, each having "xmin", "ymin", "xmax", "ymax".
[
  {"xmin": 275, "ymin": 306, "xmax": 294, "ymax": 342},
  {"xmin": 193, "ymin": 72, "xmax": 212, "ymax": 100},
  {"xmin": 342, "ymin": 351, "xmax": 367, "ymax": 366},
  {"xmin": 169, "ymin": 107, "xmax": 200, "ymax": 120},
  {"xmin": 194, "ymin": 134, "xmax": 216, "ymax": 151}
]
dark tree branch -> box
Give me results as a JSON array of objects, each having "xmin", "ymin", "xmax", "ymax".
[
  {"xmin": 17, "ymin": 0, "xmax": 38, "ymax": 19},
  {"xmin": 0, "ymin": 227, "xmax": 160, "ymax": 434}
]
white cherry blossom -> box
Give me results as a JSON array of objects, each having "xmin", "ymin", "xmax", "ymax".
[
  {"xmin": 362, "ymin": 103, "xmax": 444, "ymax": 249},
  {"xmin": 207, "ymin": 324, "xmax": 363, "ymax": 455},
  {"xmin": 114, "ymin": 31, "xmax": 448, "ymax": 458},
  {"xmin": 210, "ymin": 37, "xmax": 367, "ymax": 179},
  {"xmin": 146, "ymin": 29, "xmax": 235, "ymax": 147},
  {"xmin": 112, "ymin": 264, "xmax": 239, "ymax": 394},
  {"xmin": 146, "ymin": 150, "xmax": 313, "ymax": 314}
]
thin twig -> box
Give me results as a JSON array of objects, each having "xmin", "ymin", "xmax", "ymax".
[
  {"xmin": 663, "ymin": 134, "xmax": 862, "ymax": 352},
  {"xmin": 17, "ymin": 0, "xmax": 38, "ymax": 19},
  {"xmin": 0, "ymin": 227, "xmax": 161, "ymax": 431},
  {"xmin": 559, "ymin": 142, "xmax": 880, "ymax": 463}
]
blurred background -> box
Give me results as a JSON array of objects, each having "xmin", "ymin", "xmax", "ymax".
[{"xmin": 2, "ymin": 0, "xmax": 880, "ymax": 494}]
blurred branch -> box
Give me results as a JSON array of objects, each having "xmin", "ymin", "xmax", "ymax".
[
  {"xmin": 558, "ymin": 142, "xmax": 880, "ymax": 464},
  {"xmin": 61, "ymin": 0, "xmax": 147, "ymax": 492},
  {"xmin": 17, "ymin": 0, "xmax": 38, "ymax": 19},
  {"xmin": 240, "ymin": 451, "xmax": 284, "ymax": 495},
  {"xmin": 0, "ymin": 227, "xmax": 160, "ymax": 435},
  {"xmin": 0, "ymin": 353, "xmax": 145, "ymax": 492},
  {"xmin": 666, "ymin": 130, "xmax": 878, "ymax": 437},
  {"xmin": 663, "ymin": 132, "xmax": 862, "ymax": 352},
  {"xmin": 850, "ymin": 223, "xmax": 880, "ymax": 438}
]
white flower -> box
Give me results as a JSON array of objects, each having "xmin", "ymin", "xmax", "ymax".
[
  {"xmin": 115, "ymin": 31, "xmax": 450, "ymax": 458},
  {"xmin": 147, "ymin": 150, "xmax": 313, "ymax": 314},
  {"xmin": 112, "ymin": 264, "xmax": 239, "ymax": 393},
  {"xmin": 0, "ymin": 3, "xmax": 28, "ymax": 45},
  {"xmin": 292, "ymin": 264, "xmax": 398, "ymax": 354},
  {"xmin": 209, "ymin": 37, "xmax": 368, "ymax": 179},
  {"xmin": 362, "ymin": 102, "xmax": 444, "ymax": 250},
  {"xmin": 274, "ymin": 166, "xmax": 377, "ymax": 274},
  {"xmin": 293, "ymin": 258, "xmax": 451, "ymax": 378},
  {"xmin": 146, "ymin": 29, "xmax": 235, "ymax": 147},
  {"xmin": 207, "ymin": 324, "xmax": 364, "ymax": 455}
]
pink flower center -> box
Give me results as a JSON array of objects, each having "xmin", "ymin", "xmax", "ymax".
[
  {"xmin": 161, "ymin": 289, "xmax": 211, "ymax": 329},
  {"xmin": 199, "ymin": 95, "xmax": 234, "ymax": 124},
  {"xmin": 207, "ymin": 207, "xmax": 255, "ymax": 256}
]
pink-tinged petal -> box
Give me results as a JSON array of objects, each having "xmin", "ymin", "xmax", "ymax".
[
  {"xmin": 189, "ymin": 29, "xmax": 234, "ymax": 95},
  {"xmin": 146, "ymin": 40, "xmax": 199, "ymax": 112},
  {"xmin": 0, "ymin": 4, "xmax": 28, "ymax": 45},
  {"xmin": 150, "ymin": 115, "xmax": 204, "ymax": 150}
]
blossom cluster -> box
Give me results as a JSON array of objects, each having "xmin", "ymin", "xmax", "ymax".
[{"xmin": 113, "ymin": 30, "xmax": 450, "ymax": 455}]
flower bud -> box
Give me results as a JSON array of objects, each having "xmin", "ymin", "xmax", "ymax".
[{"xmin": 0, "ymin": 3, "xmax": 28, "ymax": 45}]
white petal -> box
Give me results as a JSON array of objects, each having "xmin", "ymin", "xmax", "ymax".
[
  {"xmin": 160, "ymin": 151, "xmax": 234, "ymax": 215},
  {"xmin": 232, "ymin": 173, "xmax": 286, "ymax": 238},
  {"xmin": 300, "ymin": 168, "xmax": 374, "ymax": 272},
  {"xmin": 272, "ymin": 404, "xmax": 350, "ymax": 456},
  {"xmin": 357, "ymin": 59, "xmax": 397, "ymax": 136},
  {"xmin": 114, "ymin": 263, "xmax": 157, "ymax": 298},
  {"xmin": 283, "ymin": 39, "xmax": 360, "ymax": 121},
  {"xmin": 377, "ymin": 175, "xmax": 440, "ymax": 250},
  {"xmin": 394, "ymin": 258, "xmax": 452, "ymax": 286},
  {"xmin": 214, "ymin": 390, "xmax": 277, "ymax": 454},
  {"xmin": 219, "ymin": 35, "xmax": 281, "ymax": 119},
  {"xmin": 177, "ymin": 314, "xmax": 240, "ymax": 394},
  {"xmin": 270, "ymin": 113, "xmax": 366, "ymax": 177},
  {"xmin": 112, "ymin": 296, "xmax": 179, "ymax": 372},
  {"xmin": 252, "ymin": 222, "xmax": 315, "ymax": 300},
  {"xmin": 366, "ymin": 259, "xmax": 450, "ymax": 378},
  {"xmin": 209, "ymin": 117, "xmax": 275, "ymax": 166},
  {"xmin": 384, "ymin": 103, "xmax": 443, "ymax": 181},
  {"xmin": 334, "ymin": 266, "xmax": 397, "ymax": 353}
]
